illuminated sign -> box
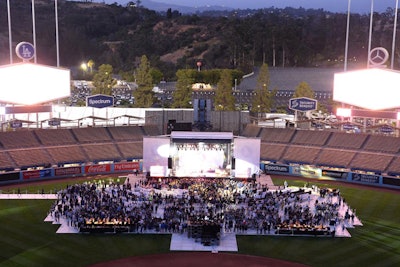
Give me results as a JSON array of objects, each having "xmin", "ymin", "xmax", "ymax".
[
  {"xmin": 15, "ymin": 42, "xmax": 35, "ymax": 61},
  {"xmin": 0, "ymin": 63, "xmax": 70, "ymax": 105},
  {"xmin": 86, "ymin": 94, "xmax": 114, "ymax": 108},
  {"xmin": 289, "ymin": 97, "xmax": 317, "ymax": 112},
  {"xmin": 334, "ymin": 68, "xmax": 400, "ymax": 110}
]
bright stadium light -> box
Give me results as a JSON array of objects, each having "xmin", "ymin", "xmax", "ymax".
[
  {"xmin": 333, "ymin": 68, "xmax": 400, "ymax": 110},
  {"xmin": 337, "ymin": 108, "xmax": 352, "ymax": 118},
  {"xmin": 0, "ymin": 63, "xmax": 70, "ymax": 105}
]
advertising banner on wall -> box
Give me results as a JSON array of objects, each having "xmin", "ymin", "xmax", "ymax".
[
  {"xmin": 321, "ymin": 169, "xmax": 348, "ymax": 179},
  {"xmin": 264, "ymin": 164, "xmax": 290, "ymax": 173},
  {"xmin": 114, "ymin": 162, "xmax": 139, "ymax": 171},
  {"xmin": 292, "ymin": 165, "xmax": 322, "ymax": 178},
  {"xmin": 351, "ymin": 173, "xmax": 380, "ymax": 184},
  {"xmin": 22, "ymin": 169, "xmax": 52, "ymax": 180},
  {"xmin": 0, "ymin": 172, "xmax": 20, "ymax": 182},
  {"xmin": 84, "ymin": 164, "xmax": 111, "ymax": 174},
  {"xmin": 55, "ymin": 166, "xmax": 82, "ymax": 177},
  {"xmin": 382, "ymin": 176, "xmax": 400, "ymax": 187}
]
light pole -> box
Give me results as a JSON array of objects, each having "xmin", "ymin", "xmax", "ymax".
[{"xmin": 391, "ymin": 0, "xmax": 399, "ymax": 69}]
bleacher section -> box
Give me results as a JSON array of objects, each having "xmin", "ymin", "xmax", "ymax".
[
  {"xmin": 291, "ymin": 130, "xmax": 330, "ymax": 146},
  {"xmin": 81, "ymin": 143, "xmax": 122, "ymax": 162},
  {"xmin": 0, "ymin": 130, "xmax": 41, "ymax": 149},
  {"xmin": 108, "ymin": 126, "xmax": 143, "ymax": 141},
  {"xmin": 241, "ymin": 124, "xmax": 261, "ymax": 137},
  {"xmin": 386, "ymin": 156, "xmax": 400, "ymax": 175},
  {"xmin": 117, "ymin": 142, "xmax": 143, "ymax": 160},
  {"xmin": 46, "ymin": 146, "xmax": 87, "ymax": 165},
  {"xmin": 282, "ymin": 146, "xmax": 321, "ymax": 165},
  {"xmin": 0, "ymin": 126, "xmax": 147, "ymax": 170},
  {"xmin": 8, "ymin": 148, "xmax": 52, "ymax": 168},
  {"xmin": 142, "ymin": 125, "xmax": 161, "ymax": 136},
  {"xmin": 326, "ymin": 132, "xmax": 368, "ymax": 149},
  {"xmin": 0, "ymin": 151, "xmax": 14, "ymax": 169},
  {"xmin": 0, "ymin": 124, "xmax": 400, "ymax": 178},
  {"xmin": 251, "ymin": 124, "xmax": 400, "ymax": 176},
  {"xmin": 363, "ymin": 135, "xmax": 400, "ymax": 153},
  {"xmin": 259, "ymin": 128, "xmax": 295, "ymax": 143},
  {"xmin": 315, "ymin": 149, "xmax": 356, "ymax": 168},
  {"xmin": 260, "ymin": 143, "xmax": 287, "ymax": 162},
  {"xmin": 35, "ymin": 129, "xmax": 76, "ymax": 146},
  {"xmin": 350, "ymin": 153, "xmax": 393, "ymax": 173},
  {"xmin": 71, "ymin": 127, "xmax": 112, "ymax": 143}
]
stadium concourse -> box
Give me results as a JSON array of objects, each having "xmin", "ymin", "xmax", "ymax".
[{"xmin": 1, "ymin": 174, "xmax": 362, "ymax": 252}]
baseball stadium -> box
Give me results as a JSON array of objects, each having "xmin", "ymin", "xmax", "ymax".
[
  {"xmin": 0, "ymin": 2, "xmax": 400, "ymax": 266},
  {"xmin": 0, "ymin": 55, "xmax": 399, "ymax": 267}
]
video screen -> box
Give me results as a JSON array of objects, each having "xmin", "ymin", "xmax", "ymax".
[{"xmin": 172, "ymin": 142, "xmax": 231, "ymax": 177}]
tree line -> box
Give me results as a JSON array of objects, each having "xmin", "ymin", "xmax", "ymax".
[{"xmin": 1, "ymin": 1, "xmax": 399, "ymax": 76}]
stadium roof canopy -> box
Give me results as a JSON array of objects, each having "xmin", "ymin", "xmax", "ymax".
[
  {"xmin": 333, "ymin": 68, "xmax": 400, "ymax": 110},
  {"xmin": 0, "ymin": 63, "xmax": 70, "ymax": 105}
]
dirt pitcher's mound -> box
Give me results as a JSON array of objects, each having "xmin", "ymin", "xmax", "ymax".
[{"xmin": 89, "ymin": 252, "xmax": 310, "ymax": 267}]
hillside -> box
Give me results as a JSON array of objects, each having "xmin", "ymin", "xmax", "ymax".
[{"xmin": 0, "ymin": 0, "xmax": 397, "ymax": 79}]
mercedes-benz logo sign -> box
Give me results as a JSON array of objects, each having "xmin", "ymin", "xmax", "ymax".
[{"xmin": 369, "ymin": 47, "xmax": 389, "ymax": 66}]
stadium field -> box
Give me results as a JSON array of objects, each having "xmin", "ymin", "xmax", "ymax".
[{"xmin": 0, "ymin": 175, "xmax": 399, "ymax": 267}]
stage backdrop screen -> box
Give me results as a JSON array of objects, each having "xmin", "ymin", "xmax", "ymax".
[
  {"xmin": 143, "ymin": 137, "xmax": 170, "ymax": 177},
  {"xmin": 234, "ymin": 138, "xmax": 261, "ymax": 178}
]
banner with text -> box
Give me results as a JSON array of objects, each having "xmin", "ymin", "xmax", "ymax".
[
  {"xmin": 22, "ymin": 169, "xmax": 52, "ymax": 180},
  {"xmin": 264, "ymin": 164, "xmax": 290, "ymax": 173},
  {"xmin": 321, "ymin": 169, "xmax": 348, "ymax": 179},
  {"xmin": 55, "ymin": 166, "xmax": 82, "ymax": 177},
  {"xmin": 84, "ymin": 164, "xmax": 111, "ymax": 174},
  {"xmin": 351, "ymin": 173, "xmax": 380, "ymax": 184},
  {"xmin": 114, "ymin": 162, "xmax": 139, "ymax": 171}
]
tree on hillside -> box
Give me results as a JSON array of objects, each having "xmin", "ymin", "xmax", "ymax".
[
  {"xmin": 214, "ymin": 69, "xmax": 235, "ymax": 111},
  {"xmin": 251, "ymin": 63, "xmax": 273, "ymax": 112},
  {"xmin": 133, "ymin": 55, "xmax": 155, "ymax": 108},
  {"xmin": 92, "ymin": 64, "xmax": 116, "ymax": 95},
  {"xmin": 293, "ymin": 81, "xmax": 315, "ymax": 99},
  {"xmin": 172, "ymin": 69, "xmax": 194, "ymax": 108}
]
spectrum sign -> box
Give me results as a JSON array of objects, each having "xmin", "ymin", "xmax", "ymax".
[{"xmin": 86, "ymin": 94, "xmax": 114, "ymax": 108}]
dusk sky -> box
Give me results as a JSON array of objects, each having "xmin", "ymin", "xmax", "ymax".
[{"xmin": 96, "ymin": 0, "xmax": 398, "ymax": 14}]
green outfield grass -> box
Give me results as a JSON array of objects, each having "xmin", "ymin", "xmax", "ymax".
[{"xmin": 0, "ymin": 176, "xmax": 399, "ymax": 267}]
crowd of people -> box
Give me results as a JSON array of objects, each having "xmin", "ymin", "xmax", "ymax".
[{"xmin": 48, "ymin": 175, "xmax": 351, "ymax": 237}]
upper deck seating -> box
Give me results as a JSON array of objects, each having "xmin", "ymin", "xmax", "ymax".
[
  {"xmin": 71, "ymin": 127, "xmax": 112, "ymax": 143},
  {"xmin": 291, "ymin": 130, "xmax": 331, "ymax": 146},
  {"xmin": 142, "ymin": 125, "xmax": 161, "ymax": 136},
  {"xmin": 0, "ymin": 130, "xmax": 40, "ymax": 149},
  {"xmin": 259, "ymin": 128, "xmax": 295, "ymax": 143},
  {"xmin": 242, "ymin": 124, "xmax": 261, "ymax": 137},
  {"xmin": 326, "ymin": 132, "xmax": 368, "ymax": 149},
  {"xmin": 35, "ymin": 129, "xmax": 76, "ymax": 146},
  {"xmin": 363, "ymin": 135, "xmax": 400, "ymax": 153},
  {"xmin": 107, "ymin": 126, "xmax": 143, "ymax": 141}
]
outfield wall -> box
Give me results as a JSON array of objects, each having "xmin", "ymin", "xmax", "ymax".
[
  {"xmin": 262, "ymin": 163, "xmax": 400, "ymax": 189},
  {"xmin": 1, "ymin": 161, "xmax": 399, "ymax": 190},
  {"xmin": 0, "ymin": 161, "xmax": 141, "ymax": 185}
]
